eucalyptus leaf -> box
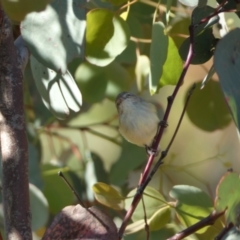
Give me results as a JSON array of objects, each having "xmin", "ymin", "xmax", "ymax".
[
  {"xmin": 215, "ymin": 172, "xmax": 240, "ymax": 228},
  {"xmin": 21, "ymin": 0, "xmax": 86, "ymax": 73},
  {"xmin": 149, "ymin": 22, "xmax": 168, "ymax": 94},
  {"xmin": 214, "ymin": 28, "xmax": 240, "ymax": 129},
  {"xmin": 86, "ymin": 9, "xmax": 130, "ymax": 66}
]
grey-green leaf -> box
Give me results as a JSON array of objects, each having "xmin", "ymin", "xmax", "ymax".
[
  {"xmin": 214, "ymin": 28, "xmax": 240, "ymax": 129},
  {"xmin": 21, "ymin": 0, "xmax": 86, "ymax": 73},
  {"xmin": 30, "ymin": 56, "xmax": 70, "ymax": 119},
  {"xmin": 149, "ymin": 22, "xmax": 168, "ymax": 94}
]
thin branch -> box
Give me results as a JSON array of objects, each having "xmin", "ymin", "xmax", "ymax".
[
  {"xmin": 58, "ymin": 171, "xmax": 86, "ymax": 208},
  {"xmin": 167, "ymin": 210, "xmax": 226, "ymax": 240}
]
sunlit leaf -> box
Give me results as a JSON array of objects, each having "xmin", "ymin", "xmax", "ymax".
[
  {"xmin": 135, "ymin": 55, "xmax": 150, "ymax": 92},
  {"xmin": 169, "ymin": 18, "xmax": 190, "ymax": 48},
  {"xmin": 92, "ymin": 182, "xmax": 124, "ymax": 210},
  {"xmin": 148, "ymin": 206, "xmax": 171, "ymax": 231},
  {"xmin": 75, "ymin": 61, "xmax": 131, "ymax": 103},
  {"xmin": 31, "ymin": 56, "xmax": 83, "ymax": 119},
  {"xmin": 215, "ymin": 172, "xmax": 240, "ymax": 228},
  {"xmin": 160, "ymin": 37, "xmax": 182, "ymax": 87},
  {"xmin": 86, "ymin": 9, "xmax": 130, "ymax": 66},
  {"xmin": 125, "ymin": 186, "xmax": 167, "ymax": 222},
  {"xmin": 170, "ymin": 185, "xmax": 213, "ymax": 233},
  {"xmin": 21, "ymin": 0, "xmax": 86, "ymax": 73}
]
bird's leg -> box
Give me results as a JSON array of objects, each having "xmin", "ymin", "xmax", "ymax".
[
  {"xmin": 145, "ymin": 120, "xmax": 167, "ymax": 156},
  {"xmin": 145, "ymin": 145, "xmax": 158, "ymax": 156},
  {"xmin": 158, "ymin": 120, "xmax": 168, "ymax": 128}
]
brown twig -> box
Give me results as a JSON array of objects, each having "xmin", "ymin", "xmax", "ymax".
[
  {"xmin": 58, "ymin": 171, "xmax": 86, "ymax": 208},
  {"xmin": 167, "ymin": 210, "xmax": 226, "ymax": 240}
]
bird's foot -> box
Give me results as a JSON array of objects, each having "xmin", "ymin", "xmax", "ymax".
[{"xmin": 145, "ymin": 146, "xmax": 158, "ymax": 156}]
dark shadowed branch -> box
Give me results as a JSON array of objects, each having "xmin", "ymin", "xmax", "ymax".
[{"xmin": 0, "ymin": 4, "xmax": 32, "ymax": 240}]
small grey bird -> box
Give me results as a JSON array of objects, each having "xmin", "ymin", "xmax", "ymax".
[{"xmin": 115, "ymin": 92, "xmax": 159, "ymax": 150}]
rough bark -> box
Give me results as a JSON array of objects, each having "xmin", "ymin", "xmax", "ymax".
[{"xmin": 0, "ymin": 4, "xmax": 32, "ymax": 240}]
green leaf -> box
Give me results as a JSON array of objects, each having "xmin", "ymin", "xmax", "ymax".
[
  {"xmin": 75, "ymin": 61, "xmax": 131, "ymax": 103},
  {"xmin": 217, "ymin": 0, "xmax": 238, "ymax": 11},
  {"xmin": 215, "ymin": 172, "xmax": 240, "ymax": 228},
  {"xmin": 160, "ymin": 37, "xmax": 182, "ymax": 87},
  {"xmin": 21, "ymin": 0, "xmax": 86, "ymax": 73},
  {"xmin": 170, "ymin": 185, "xmax": 213, "ymax": 233},
  {"xmin": 2, "ymin": 0, "xmax": 50, "ymax": 22},
  {"xmin": 75, "ymin": 62, "xmax": 108, "ymax": 103},
  {"xmin": 86, "ymin": 9, "xmax": 130, "ymax": 66},
  {"xmin": 110, "ymin": 139, "xmax": 146, "ymax": 185},
  {"xmin": 169, "ymin": 18, "xmax": 191, "ymax": 49},
  {"xmin": 149, "ymin": 22, "xmax": 168, "ymax": 94},
  {"xmin": 186, "ymin": 81, "xmax": 232, "ymax": 131},
  {"xmin": 86, "ymin": 10, "xmax": 114, "ymax": 55},
  {"xmin": 29, "ymin": 184, "xmax": 49, "ymax": 231},
  {"xmin": 124, "ymin": 206, "xmax": 171, "ymax": 234},
  {"xmin": 214, "ymin": 28, "xmax": 240, "ymax": 130},
  {"xmin": 116, "ymin": 15, "xmax": 142, "ymax": 64},
  {"xmin": 198, "ymin": 0, "xmax": 208, "ymax": 7},
  {"xmin": 191, "ymin": 6, "xmax": 218, "ymax": 33},
  {"xmin": 104, "ymin": 61, "xmax": 132, "ymax": 100},
  {"xmin": 41, "ymin": 164, "xmax": 75, "ymax": 214},
  {"xmin": 102, "ymin": 0, "xmax": 128, "ymax": 6},
  {"xmin": 92, "ymin": 182, "xmax": 124, "ymax": 210},
  {"xmin": 68, "ymin": 98, "xmax": 116, "ymax": 126},
  {"xmin": 125, "ymin": 186, "xmax": 167, "ymax": 222},
  {"xmin": 179, "ymin": 29, "xmax": 216, "ymax": 64},
  {"xmin": 135, "ymin": 55, "xmax": 150, "ymax": 92},
  {"xmin": 29, "ymin": 142, "xmax": 44, "ymax": 190},
  {"xmin": 148, "ymin": 206, "xmax": 171, "ymax": 231}
]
